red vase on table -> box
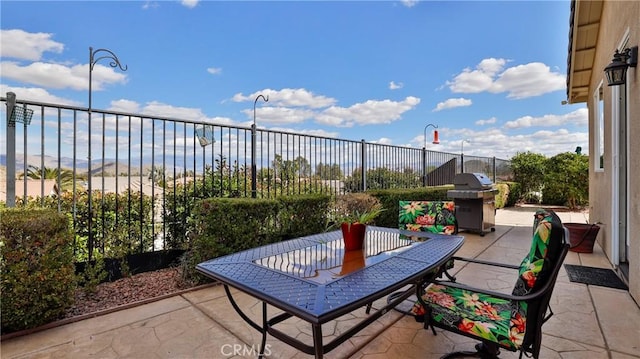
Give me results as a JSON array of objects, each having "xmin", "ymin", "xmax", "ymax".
[{"xmin": 341, "ymin": 222, "xmax": 367, "ymax": 251}]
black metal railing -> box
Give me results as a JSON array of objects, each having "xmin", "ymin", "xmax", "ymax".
[{"xmin": 2, "ymin": 95, "xmax": 511, "ymax": 260}]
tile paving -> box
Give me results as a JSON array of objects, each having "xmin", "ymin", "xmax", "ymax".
[{"xmin": 2, "ymin": 207, "xmax": 639, "ymax": 358}]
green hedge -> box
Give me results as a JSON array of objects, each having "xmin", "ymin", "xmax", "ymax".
[
  {"xmin": 1, "ymin": 208, "xmax": 75, "ymax": 333},
  {"xmin": 180, "ymin": 194, "xmax": 330, "ymax": 284},
  {"xmin": 276, "ymin": 194, "xmax": 332, "ymax": 239}
]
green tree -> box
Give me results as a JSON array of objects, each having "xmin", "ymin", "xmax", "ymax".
[
  {"xmin": 147, "ymin": 166, "xmax": 166, "ymax": 187},
  {"xmin": 271, "ymin": 154, "xmax": 304, "ymax": 182},
  {"xmin": 509, "ymin": 151, "xmax": 547, "ymax": 203},
  {"xmin": 343, "ymin": 166, "xmax": 422, "ymax": 192},
  {"xmin": 316, "ymin": 163, "xmax": 344, "ymax": 180},
  {"xmin": 543, "ymin": 152, "xmax": 589, "ymax": 209},
  {"xmin": 20, "ymin": 165, "xmax": 82, "ymax": 193},
  {"xmin": 294, "ymin": 156, "xmax": 312, "ymax": 178}
]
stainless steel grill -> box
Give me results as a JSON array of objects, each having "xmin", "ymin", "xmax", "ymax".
[{"xmin": 447, "ymin": 173, "xmax": 497, "ymax": 236}]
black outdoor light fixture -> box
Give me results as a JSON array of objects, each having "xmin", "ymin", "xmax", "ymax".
[{"xmin": 604, "ymin": 46, "xmax": 638, "ymax": 86}]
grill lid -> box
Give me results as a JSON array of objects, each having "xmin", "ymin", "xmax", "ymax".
[{"xmin": 453, "ymin": 173, "xmax": 494, "ymax": 190}]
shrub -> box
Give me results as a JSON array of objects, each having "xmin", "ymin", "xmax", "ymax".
[
  {"xmin": 510, "ymin": 151, "xmax": 547, "ymax": 203},
  {"xmin": 503, "ymin": 181, "xmax": 522, "ymax": 207},
  {"xmin": 327, "ymin": 193, "xmax": 384, "ymax": 230},
  {"xmin": 276, "ymin": 194, "xmax": 331, "ymax": 239},
  {"xmin": 15, "ymin": 190, "xmax": 156, "ymax": 262},
  {"xmin": 543, "ymin": 152, "xmax": 589, "ymax": 209},
  {"xmin": 494, "ymin": 183, "xmax": 510, "ymax": 209},
  {"xmin": 180, "ymin": 198, "xmax": 280, "ymax": 285},
  {"xmin": 1, "ymin": 208, "xmax": 75, "ymax": 333},
  {"xmin": 180, "ymin": 195, "xmax": 333, "ymax": 285}
]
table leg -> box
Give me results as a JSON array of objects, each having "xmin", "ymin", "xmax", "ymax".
[
  {"xmin": 222, "ymin": 285, "xmax": 270, "ymax": 358},
  {"xmin": 312, "ymin": 323, "xmax": 323, "ymax": 358},
  {"xmin": 259, "ymin": 302, "xmax": 268, "ymax": 358}
]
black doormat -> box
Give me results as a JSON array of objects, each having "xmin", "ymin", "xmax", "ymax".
[{"xmin": 564, "ymin": 264, "xmax": 628, "ymax": 290}]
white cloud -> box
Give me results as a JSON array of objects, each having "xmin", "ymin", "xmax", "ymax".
[
  {"xmin": 495, "ymin": 62, "xmax": 566, "ymax": 99},
  {"xmin": 433, "ymin": 97, "xmax": 472, "ymax": 112},
  {"xmin": 109, "ymin": 99, "xmax": 141, "ymax": 113},
  {"xmin": 0, "ymin": 29, "xmax": 64, "ymax": 61},
  {"xmin": 418, "ymin": 126, "xmax": 588, "ymax": 159},
  {"xmin": 372, "ymin": 137, "xmax": 393, "ymax": 145},
  {"xmin": 0, "ymin": 30, "xmax": 127, "ymax": 93},
  {"xmin": 504, "ymin": 108, "xmax": 587, "ymax": 129},
  {"xmin": 181, "ymin": 0, "xmax": 199, "ymax": 8},
  {"xmin": 316, "ymin": 96, "xmax": 420, "ymax": 127},
  {"xmin": 1, "ymin": 61, "xmax": 127, "ymax": 91},
  {"xmin": 268, "ymin": 127, "xmax": 339, "ymax": 138},
  {"xmin": 400, "ymin": 0, "xmax": 419, "ymax": 8},
  {"xmin": 243, "ymin": 106, "xmax": 317, "ymax": 126},
  {"xmin": 230, "ymin": 89, "xmax": 421, "ymax": 128},
  {"xmin": 232, "ymin": 88, "xmax": 337, "ymax": 109},
  {"xmin": 447, "ymin": 58, "xmax": 565, "ymax": 99},
  {"xmin": 475, "ymin": 117, "xmax": 497, "ymax": 126},
  {"xmin": 135, "ymin": 101, "xmax": 233, "ymax": 126},
  {"xmin": 477, "ymin": 58, "xmax": 506, "ymax": 77},
  {"xmin": 448, "ymin": 58, "xmax": 507, "ymax": 93},
  {"xmin": 142, "ymin": 1, "xmax": 159, "ymax": 9},
  {"xmin": 0, "ymin": 84, "xmax": 81, "ymax": 106},
  {"xmin": 389, "ymin": 81, "xmax": 403, "ymax": 90},
  {"xmin": 207, "ymin": 67, "xmax": 222, "ymax": 75}
]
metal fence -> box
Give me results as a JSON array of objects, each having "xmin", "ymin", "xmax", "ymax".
[{"xmin": 2, "ymin": 94, "xmax": 511, "ymax": 260}]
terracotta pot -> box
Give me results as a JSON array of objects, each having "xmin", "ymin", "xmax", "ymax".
[
  {"xmin": 341, "ymin": 222, "xmax": 367, "ymax": 251},
  {"xmin": 340, "ymin": 249, "xmax": 365, "ymax": 275},
  {"xmin": 565, "ymin": 223, "xmax": 600, "ymax": 253}
]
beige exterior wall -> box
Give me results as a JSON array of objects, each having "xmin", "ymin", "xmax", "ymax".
[{"xmin": 587, "ymin": 1, "xmax": 639, "ymax": 302}]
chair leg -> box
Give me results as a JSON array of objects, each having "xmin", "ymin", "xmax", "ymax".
[
  {"xmin": 443, "ymin": 268, "xmax": 457, "ymax": 282},
  {"xmin": 386, "ymin": 291, "xmax": 417, "ymax": 316},
  {"xmin": 440, "ymin": 342, "xmax": 500, "ymax": 359}
]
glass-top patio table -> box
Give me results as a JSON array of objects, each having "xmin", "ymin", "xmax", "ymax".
[{"xmin": 196, "ymin": 226, "xmax": 464, "ymax": 358}]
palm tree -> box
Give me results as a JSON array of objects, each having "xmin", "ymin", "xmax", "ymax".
[{"xmin": 20, "ymin": 165, "xmax": 84, "ymax": 193}]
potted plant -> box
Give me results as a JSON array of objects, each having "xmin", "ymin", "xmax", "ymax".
[
  {"xmin": 340, "ymin": 207, "xmax": 385, "ymax": 250},
  {"xmin": 330, "ymin": 194, "xmax": 385, "ymax": 251}
]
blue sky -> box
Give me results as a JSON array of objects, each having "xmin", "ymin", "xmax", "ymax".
[{"xmin": 1, "ymin": 0, "xmax": 587, "ymax": 160}]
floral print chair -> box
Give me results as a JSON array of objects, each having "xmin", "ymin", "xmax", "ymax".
[
  {"xmin": 387, "ymin": 200, "xmax": 458, "ymax": 315},
  {"xmin": 398, "ymin": 200, "xmax": 458, "ymax": 236},
  {"xmin": 413, "ymin": 209, "xmax": 569, "ymax": 359}
]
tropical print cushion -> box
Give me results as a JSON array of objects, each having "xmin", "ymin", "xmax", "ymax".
[
  {"xmin": 414, "ymin": 214, "xmax": 555, "ymax": 351},
  {"xmin": 399, "ymin": 201, "xmax": 457, "ymax": 235},
  {"xmin": 512, "ymin": 214, "xmax": 553, "ymax": 296},
  {"xmin": 415, "ymin": 284, "xmax": 527, "ymax": 350}
]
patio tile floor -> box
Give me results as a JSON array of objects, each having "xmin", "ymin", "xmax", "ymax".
[{"xmin": 2, "ymin": 207, "xmax": 639, "ymax": 358}]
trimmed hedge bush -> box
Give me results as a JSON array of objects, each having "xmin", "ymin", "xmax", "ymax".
[
  {"xmin": 276, "ymin": 194, "xmax": 332, "ymax": 239},
  {"xmin": 180, "ymin": 194, "xmax": 331, "ymax": 285},
  {"xmin": 1, "ymin": 208, "xmax": 75, "ymax": 333}
]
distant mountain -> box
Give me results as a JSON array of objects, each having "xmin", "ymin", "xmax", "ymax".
[{"xmin": 0, "ymin": 154, "xmax": 143, "ymax": 176}]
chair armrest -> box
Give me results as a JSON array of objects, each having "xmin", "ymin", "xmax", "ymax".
[{"xmin": 450, "ymin": 256, "xmax": 520, "ymax": 270}]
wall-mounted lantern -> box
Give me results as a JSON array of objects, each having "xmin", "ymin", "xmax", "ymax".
[{"xmin": 604, "ymin": 46, "xmax": 637, "ymax": 86}]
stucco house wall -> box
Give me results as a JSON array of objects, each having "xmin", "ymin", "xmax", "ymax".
[{"xmin": 579, "ymin": 0, "xmax": 639, "ymax": 302}]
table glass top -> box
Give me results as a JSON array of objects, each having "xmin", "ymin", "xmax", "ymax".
[{"xmin": 254, "ymin": 229, "xmax": 429, "ymax": 284}]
